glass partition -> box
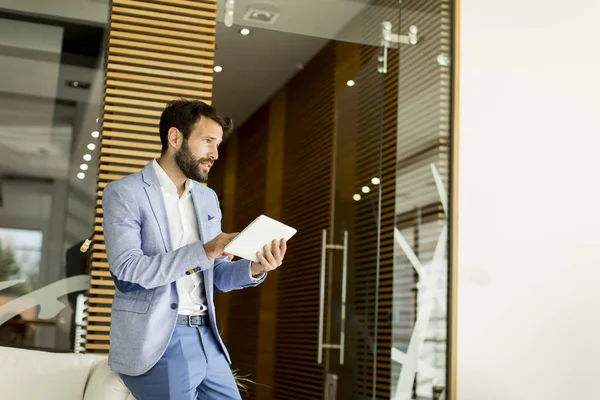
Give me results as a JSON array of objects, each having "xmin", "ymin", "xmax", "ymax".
[{"xmin": 0, "ymin": 5, "xmax": 109, "ymax": 351}]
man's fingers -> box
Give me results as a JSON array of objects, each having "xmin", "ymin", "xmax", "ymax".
[
  {"xmin": 272, "ymin": 239, "xmax": 281, "ymax": 258},
  {"xmin": 256, "ymin": 251, "xmax": 268, "ymax": 269},
  {"xmin": 264, "ymin": 245, "xmax": 277, "ymax": 268},
  {"xmin": 280, "ymin": 238, "xmax": 287, "ymax": 258}
]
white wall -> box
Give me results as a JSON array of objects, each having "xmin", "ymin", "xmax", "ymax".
[{"xmin": 457, "ymin": 1, "xmax": 600, "ymax": 399}]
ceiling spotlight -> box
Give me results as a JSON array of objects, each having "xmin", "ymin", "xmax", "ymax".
[
  {"xmin": 240, "ymin": 28, "xmax": 251, "ymax": 36},
  {"xmin": 371, "ymin": 177, "xmax": 380, "ymax": 185},
  {"xmin": 77, "ymin": 172, "xmax": 85, "ymax": 180},
  {"xmin": 214, "ymin": 65, "xmax": 223, "ymax": 73},
  {"xmin": 83, "ymin": 154, "xmax": 92, "ymax": 161},
  {"xmin": 91, "ymin": 131, "xmax": 100, "ymax": 138},
  {"xmin": 353, "ymin": 194, "xmax": 361, "ymax": 202},
  {"xmin": 95, "ymin": 118, "xmax": 99, "ymax": 123},
  {"xmin": 80, "ymin": 164, "xmax": 88, "ymax": 171},
  {"xmin": 361, "ymin": 186, "xmax": 370, "ymax": 194},
  {"xmin": 66, "ymin": 80, "xmax": 90, "ymax": 89},
  {"xmin": 347, "ymin": 80, "xmax": 355, "ymax": 87},
  {"xmin": 87, "ymin": 143, "xmax": 96, "ymax": 150}
]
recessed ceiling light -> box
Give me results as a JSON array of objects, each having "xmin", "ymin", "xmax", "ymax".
[
  {"xmin": 77, "ymin": 172, "xmax": 85, "ymax": 180},
  {"xmin": 240, "ymin": 28, "xmax": 251, "ymax": 36},
  {"xmin": 83, "ymin": 154, "xmax": 92, "ymax": 161},
  {"xmin": 347, "ymin": 80, "xmax": 355, "ymax": 87},
  {"xmin": 353, "ymin": 194, "xmax": 361, "ymax": 202},
  {"xmin": 361, "ymin": 186, "xmax": 370, "ymax": 193},
  {"xmin": 371, "ymin": 177, "xmax": 380, "ymax": 185},
  {"xmin": 87, "ymin": 143, "xmax": 96, "ymax": 150},
  {"xmin": 66, "ymin": 80, "xmax": 90, "ymax": 89},
  {"xmin": 214, "ymin": 65, "xmax": 223, "ymax": 73},
  {"xmin": 91, "ymin": 131, "xmax": 100, "ymax": 138},
  {"xmin": 80, "ymin": 164, "xmax": 88, "ymax": 171}
]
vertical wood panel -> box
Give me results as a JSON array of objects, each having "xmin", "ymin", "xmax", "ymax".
[
  {"xmin": 255, "ymin": 87, "xmax": 287, "ymax": 400},
  {"xmin": 214, "ymin": 134, "xmax": 238, "ymax": 346},
  {"xmin": 449, "ymin": 1, "xmax": 460, "ymax": 398},
  {"xmin": 273, "ymin": 43, "xmax": 336, "ymax": 400},
  {"xmin": 226, "ymin": 104, "xmax": 270, "ymax": 400},
  {"xmin": 85, "ymin": 0, "xmax": 217, "ymax": 353}
]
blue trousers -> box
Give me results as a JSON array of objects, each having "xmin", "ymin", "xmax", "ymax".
[{"xmin": 120, "ymin": 324, "xmax": 241, "ymax": 400}]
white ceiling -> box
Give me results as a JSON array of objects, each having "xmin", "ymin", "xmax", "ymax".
[
  {"xmin": 0, "ymin": 0, "xmax": 393, "ymax": 194},
  {"xmin": 212, "ymin": 23, "xmax": 328, "ymax": 127}
]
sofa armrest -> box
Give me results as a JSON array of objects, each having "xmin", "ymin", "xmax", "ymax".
[{"xmin": 83, "ymin": 358, "xmax": 132, "ymax": 400}]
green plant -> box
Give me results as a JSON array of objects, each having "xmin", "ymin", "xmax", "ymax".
[
  {"xmin": 232, "ymin": 368, "xmax": 256, "ymax": 396},
  {"xmin": 0, "ymin": 240, "xmax": 20, "ymax": 281}
]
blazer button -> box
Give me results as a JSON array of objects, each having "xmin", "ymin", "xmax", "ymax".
[{"xmin": 170, "ymin": 303, "xmax": 177, "ymax": 310}]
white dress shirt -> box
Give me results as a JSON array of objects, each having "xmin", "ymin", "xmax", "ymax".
[
  {"xmin": 152, "ymin": 160, "xmax": 262, "ymax": 316},
  {"xmin": 153, "ymin": 160, "xmax": 208, "ymax": 316}
]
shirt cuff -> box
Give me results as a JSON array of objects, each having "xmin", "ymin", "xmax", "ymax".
[{"xmin": 248, "ymin": 262, "xmax": 265, "ymax": 282}]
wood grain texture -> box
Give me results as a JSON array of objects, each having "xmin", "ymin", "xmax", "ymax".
[
  {"xmin": 85, "ymin": 0, "xmax": 217, "ymax": 354},
  {"xmin": 273, "ymin": 42, "xmax": 336, "ymax": 400},
  {"xmin": 449, "ymin": 1, "xmax": 460, "ymax": 398}
]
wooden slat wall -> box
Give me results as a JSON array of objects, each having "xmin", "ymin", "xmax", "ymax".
[
  {"xmin": 273, "ymin": 43, "xmax": 336, "ymax": 400},
  {"xmin": 226, "ymin": 104, "xmax": 270, "ymax": 400},
  {"xmin": 85, "ymin": 0, "xmax": 217, "ymax": 353},
  {"xmin": 211, "ymin": 89, "xmax": 287, "ymax": 400},
  {"xmin": 255, "ymin": 88, "xmax": 287, "ymax": 399}
]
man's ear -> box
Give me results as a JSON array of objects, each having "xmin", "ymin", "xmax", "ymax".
[{"xmin": 167, "ymin": 127, "xmax": 182, "ymax": 151}]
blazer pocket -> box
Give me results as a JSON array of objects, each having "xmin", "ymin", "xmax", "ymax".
[{"xmin": 112, "ymin": 289, "xmax": 154, "ymax": 314}]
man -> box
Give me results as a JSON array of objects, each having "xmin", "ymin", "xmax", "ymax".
[{"xmin": 102, "ymin": 99, "xmax": 286, "ymax": 399}]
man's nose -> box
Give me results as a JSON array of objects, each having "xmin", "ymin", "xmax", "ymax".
[{"xmin": 208, "ymin": 146, "xmax": 218, "ymax": 160}]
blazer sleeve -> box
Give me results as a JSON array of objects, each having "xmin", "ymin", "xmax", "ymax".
[
  {"xmin": 209, "ymin": 189, "xmax": 266, "ymax": 292},
  {"xmin": 102, "ymin": 181, "xmax": 212, "ymax": 291}
]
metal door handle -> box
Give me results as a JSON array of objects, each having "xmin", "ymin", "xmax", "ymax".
[
  {"xmin": 317, "ymin": 229, "xmax": 348, "ymax": 365},
  {"xmin": 317, "ymin": 229, "xmax": 327, "ymax": 364}
]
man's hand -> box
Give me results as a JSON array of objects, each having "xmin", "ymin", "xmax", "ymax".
[
  {"xmin": 203, "ymin": 232, "xmax": 238, "ymax": 261},
  {"xmin": 251, "ymin": 238, "xmax": 287, "ymax": 276}
]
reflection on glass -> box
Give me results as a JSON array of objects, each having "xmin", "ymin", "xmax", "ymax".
[
  {"xmin": 0, "ymin": 4, "xmax": 108, "ymax": 351},
  {"xmin": 390, "ymin": 1, "xmax": 454, "ymax": 399},
  {"xmin": 0, "ymin": 228, "xmax": 42, "ymax": 346}
]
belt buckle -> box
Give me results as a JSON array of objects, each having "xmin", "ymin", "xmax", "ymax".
[{"xmin": 187, "ymin": 315, "xmax": 199, "ymax": 327}]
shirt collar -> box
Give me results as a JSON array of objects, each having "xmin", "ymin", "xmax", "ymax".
[{"xmin": 152, "ymin": 159, "xmax": 193, "ymax": 196}]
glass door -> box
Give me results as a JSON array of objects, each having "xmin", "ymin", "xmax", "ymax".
[
  {"xmin": 319, "ymin": 52, "xmax": 387, "ymax": 399},
  {"xmin": 211, "ymin": 1, "xmax": 422, "ymax": 399}
]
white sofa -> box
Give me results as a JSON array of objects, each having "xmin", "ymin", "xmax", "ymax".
[{"xmin": 0, "ymin": 346, "xmax": 132, "ymax": 400}]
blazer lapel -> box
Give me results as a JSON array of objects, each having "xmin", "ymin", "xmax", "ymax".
[{"xmin": 141, "ymin": 163, "xmax": 172, "ymax": 252}]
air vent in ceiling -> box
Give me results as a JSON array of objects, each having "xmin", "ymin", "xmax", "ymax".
[{"xmin": 243, "ymin": 6, "xmax": 280, "ymax": 25}]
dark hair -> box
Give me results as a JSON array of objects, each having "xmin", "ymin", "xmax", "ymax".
[{"xmin": 159, "ymin": 99, "xmax": 233, "ymax": 154}]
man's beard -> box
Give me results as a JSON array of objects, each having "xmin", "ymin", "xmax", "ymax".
[{"xmin": 174, "ymin": 140, "xmax": 212, "ymax": 183}]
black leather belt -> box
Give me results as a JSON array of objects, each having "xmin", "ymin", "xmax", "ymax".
[{"xmin": 176, "ymin": 314, "xmax": 208, "ymax": 327}]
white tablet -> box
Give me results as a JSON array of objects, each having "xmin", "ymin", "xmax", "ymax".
[{"xmin": 224, "ymin": 214, "xmax": 297, "ymax": 262}]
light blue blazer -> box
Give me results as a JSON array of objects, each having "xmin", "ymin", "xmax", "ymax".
[{"xmin": 102, "ymin": 162, "xmax": 265, "ymax": 376}]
